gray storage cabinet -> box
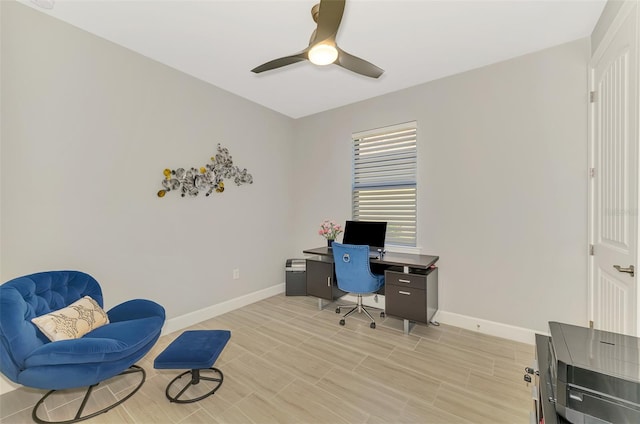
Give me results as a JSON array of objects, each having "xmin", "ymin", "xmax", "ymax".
[{"xmin": 285, "ymin": 259, "xmax": 307, "ymax": 296}]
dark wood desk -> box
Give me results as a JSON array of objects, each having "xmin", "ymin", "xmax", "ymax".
[
  {"xmin": 302, "ymin": 246, "xmax": 439, "ymax": 270},
  {"xmin": 302, "ymin": 246, "xmax": 440, "ymax": 334}
]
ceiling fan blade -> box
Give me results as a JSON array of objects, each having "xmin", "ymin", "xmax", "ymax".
[
  {"xmin": 336, "ymin": 48, "xmax": 384, "ymax": 78},
  {"xmin": 312, "ymin": 0, "xmax": 346, "ymax": 44},
  {"xmin": 251, "ymin": 51, "xmax": 308, "ymax": 74}
]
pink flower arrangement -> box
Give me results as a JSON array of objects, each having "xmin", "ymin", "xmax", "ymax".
[{"xmin": 318, "ymin": 220, "xmax": 342, "ymax": 240}]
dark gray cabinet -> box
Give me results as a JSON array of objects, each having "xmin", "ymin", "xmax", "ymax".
[
  {"xmin": 305, "ymin": 259, "xmax": 334, "ymax": 300},
  {"xmin": 385, "ymin": 268, "xmax": 438, "ymax": 325}
]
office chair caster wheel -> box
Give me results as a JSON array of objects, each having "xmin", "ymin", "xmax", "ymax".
[
  {"xmin": 339, "ymin": 319, "xmax": 345, "ymax": 326},
  {"xmin": 380, "ymin": 312, "xmax": 385, "ymax": 318},
  {"xmin": 370, "ymin": 322, "xmax": 376, "ymax": 329},
  {"xmin": 335, "ymin": 308, "xmax": 340, "ymax": 314}
]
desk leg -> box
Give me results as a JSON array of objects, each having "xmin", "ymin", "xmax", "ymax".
[
  {"xmin": 317, "ymin": 298, "xmax": 324, "ymax": 311},
  {"xmin": 403, "ymin": 319, "xmax": 414, "ymax": 335}
]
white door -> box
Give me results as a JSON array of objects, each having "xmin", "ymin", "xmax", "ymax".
[{"xmin": 589, "ymin": 2, "xmax": 639, "ymax": 335}]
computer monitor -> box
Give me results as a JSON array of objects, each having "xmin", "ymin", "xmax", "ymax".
[{"xmin": 342, "ymin": 221, "xmax": 387, "ymax": 250}]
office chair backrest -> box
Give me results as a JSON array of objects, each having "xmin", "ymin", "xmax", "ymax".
[{"xmin": 332, "ymin": 242, "xmax": 381, "ymax": 294}]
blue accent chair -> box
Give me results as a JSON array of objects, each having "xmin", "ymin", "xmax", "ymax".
[
  {"xmin": 332, "ymin": 242, "xmax": 385, "ymax": 328},
  {"xmin": 0, "ymin": 271, "xmax": 165, "ymax": 424}
]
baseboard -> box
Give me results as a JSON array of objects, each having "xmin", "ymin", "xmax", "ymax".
[
  {"xmin": 161, "ymin": 282, "xmax": 286, "ymax": 335},
  {"xmin": 0, "ymin": 375, "xmax": 21, "ymax": 396},
  {"xmin": 433, "ymin": 310, "xmax": 537, "ymax": 345},
  {"xmin": 336, "ymin": 296, "xmax": 535, "ymax": 345}
]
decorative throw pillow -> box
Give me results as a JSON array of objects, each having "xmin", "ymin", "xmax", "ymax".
[{"xmin": 31, "ymin": 296, "xmax": 109, "ymax": 342}]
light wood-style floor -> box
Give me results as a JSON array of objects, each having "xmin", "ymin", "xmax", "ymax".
[{"xmin": 0, "ymin": 294, "xmax": 535, "ymax": 423}]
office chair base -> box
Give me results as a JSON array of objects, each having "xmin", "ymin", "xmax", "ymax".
[
  {"xmin": 165, "ymin": 367, "xmax": 224, "ymax": 403},
  {"xmin": 336, "ymin": 295, "xmax": 379, "ymax": 329},
  {"xmin": 32, "ymin": 365, "xmax": 146, "ymax": 424}
]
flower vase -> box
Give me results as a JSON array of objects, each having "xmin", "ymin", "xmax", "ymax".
[{"xmin": 327, "ymin": 239, "xmax": 334, "ymax": 249}]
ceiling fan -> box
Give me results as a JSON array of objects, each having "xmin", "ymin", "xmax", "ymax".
[{"xmin": 251, "ymin": 0, "xmax": 384, "ymax": 79}]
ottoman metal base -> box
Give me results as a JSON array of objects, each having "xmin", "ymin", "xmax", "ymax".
[
  {"xmin": 165, "ymin": 366, "xmax": 224, "ymax": 403},
  {"xmin": 154, "ymin": 330, "xmax": 230, "ymax": 404},
  {"xmin": 165, "ymin": 367, "xmax": 224, "ymax": 403}
]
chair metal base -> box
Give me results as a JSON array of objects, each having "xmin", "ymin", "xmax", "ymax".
[
  {"xmin": 32, "ymin": 365, "xmax": 146, "ymax": 424},
  {"xmin": 165, "ymin": 367, "xmax": 224, "ymax": 403},
  {"xmin": 336, "ymin": 294, "xmax": 381, "ymax": 328}
]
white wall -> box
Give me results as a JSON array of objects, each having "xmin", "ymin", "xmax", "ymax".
[
  {"xmin": 292, "ymin": 38, "xmax": 590, "ymax": 336},
  {"xmin": 1, "ymin": 1, "xmax": 294, "ymax": 391}
]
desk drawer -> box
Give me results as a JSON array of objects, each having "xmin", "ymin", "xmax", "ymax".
[
  {"xmin": 385, "ymin": 271, "xmax": 426, "ymax": 290},
  {"xmin": 385, "ymin": 286, "xmax": 426, "ymax": 323}
]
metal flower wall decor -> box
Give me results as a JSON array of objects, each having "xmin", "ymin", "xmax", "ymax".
[{"xmin": 157, "ymin": 144, "xmax": 253, "ymax": 198}]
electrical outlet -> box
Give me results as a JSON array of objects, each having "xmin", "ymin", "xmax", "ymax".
[{"xmin": 233, "ymin": 269, "xmax": 240, "ymax": 280}]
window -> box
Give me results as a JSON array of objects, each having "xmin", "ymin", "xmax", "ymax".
[{"xmin": 352, "ymin": 122, "xmax": 417, "ymax": 247}]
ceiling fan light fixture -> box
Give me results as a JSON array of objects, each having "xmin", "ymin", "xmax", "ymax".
[
  {"xmin": 308, "ymin": 43, "xmax": 338, "ymax": 66},
  {"xmin": 251, "ymin": 0, "xmax": 383, "ymax": 78}
]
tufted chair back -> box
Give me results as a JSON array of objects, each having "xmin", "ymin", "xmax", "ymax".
[
  {"xmin": 332, "ymin": 242, "xmax": 384, "ymax": 294},
  {"xmin": 0, "ymin": 271, "xmax": 103, "ymax": 382}
]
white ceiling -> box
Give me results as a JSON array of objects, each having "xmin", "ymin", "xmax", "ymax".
[{"xmin": 21, "ymin": 0, "xmax": 606, "ymax": 119}]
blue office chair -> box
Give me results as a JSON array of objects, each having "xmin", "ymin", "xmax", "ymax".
[
  {"xmin": 0, "ymin": 271, "xmax": 165, "ymax": 424},
  {"xmin": 332, "ymin": 242, "xmax": 385, "ymax": 329}
]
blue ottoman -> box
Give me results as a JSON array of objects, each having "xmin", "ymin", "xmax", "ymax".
[{"xmin": 154, "ymin": 330, "xmax": 231, "ymax": 403}]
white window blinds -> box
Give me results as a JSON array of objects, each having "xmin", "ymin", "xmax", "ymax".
[{"xmin": 352, "ymin": 122, "xmax": 417, "ymax": 247}]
